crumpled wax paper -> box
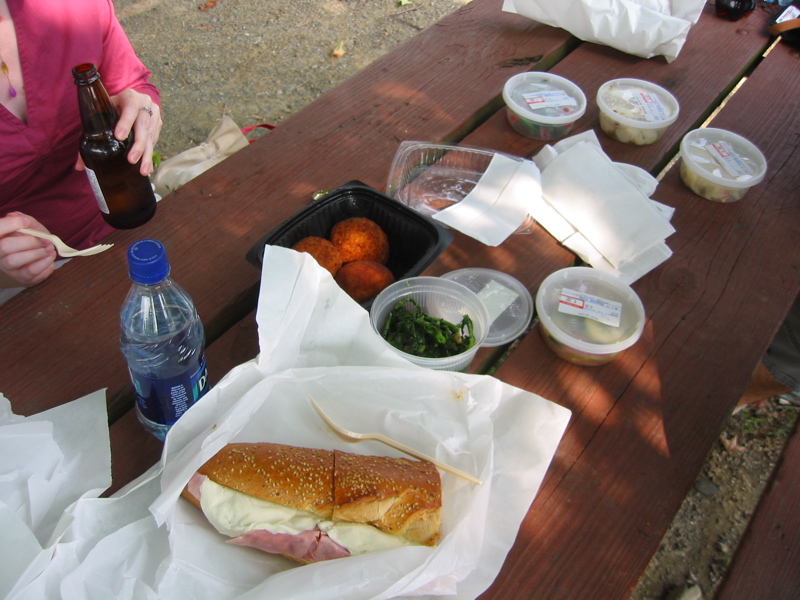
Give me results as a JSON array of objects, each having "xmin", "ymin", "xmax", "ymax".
[
  {"xmin": 502, "ymin": 0, "xmax": 706, "ymax": 62},
  {"xmin": 0, "ymin": 390, "xmax": 110, "ymax": 599},
  {"xmin": 5, "ymin": 246, "xmax": 571, "ymax": 600}
]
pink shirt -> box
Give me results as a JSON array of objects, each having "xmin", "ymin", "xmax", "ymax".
[{"xmin": 0, "ymin": 0, "xmax": 160, "ymax": 249}]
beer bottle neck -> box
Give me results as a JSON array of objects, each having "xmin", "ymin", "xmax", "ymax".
[{"xmin": 73, "ymin": 64, "xmax": 119, "ymax": 135}]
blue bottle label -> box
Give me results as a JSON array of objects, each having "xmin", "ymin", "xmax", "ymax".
[{"xmin": 129, "ymin": 355, "xmax": 209, "ymax": 426}]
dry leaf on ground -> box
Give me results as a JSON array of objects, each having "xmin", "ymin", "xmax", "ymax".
[
  {"xmin": 331, "ymin": 41, "xmax": 346, "ymax": 58},
  {"xmin": 720, "ymin": 434, "xmax": 747, "ymax": 453}
]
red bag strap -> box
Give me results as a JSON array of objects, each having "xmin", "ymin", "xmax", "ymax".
[{"xmin": 241, "ymin": 123, "xmax": 276, "ymax": 143}]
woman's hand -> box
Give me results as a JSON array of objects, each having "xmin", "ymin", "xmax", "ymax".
[
  {"xmin": 0, "ymin": 212, "xmax": 57, "ymax": 288},
  {"xmin": 111, "ymin": 89, "xmax": 163, "ymax": 176}
]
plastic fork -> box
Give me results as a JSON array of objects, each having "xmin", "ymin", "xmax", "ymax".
[
  {"xmin": 309, "ymin": 395, "xmax": 482, "ymax": 485},
  {"xmin": 17, "ymin": 228, "xmax": 114, "ymax": 257}
]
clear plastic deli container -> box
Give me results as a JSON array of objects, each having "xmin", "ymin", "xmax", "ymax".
[
  {"xmin": 385, "ymin": 142, "xmax": 536, "ymax": 234},
  {"xmin": 679, "ymin": 127, "xmax": 767, "ymax": 203},
  {"xmin": 596, "ymin": 78, "xmax": 679, "ymax": 145},
  {"xmin": 502, "ymin": 72, "xmax": 587, "ymax": 141},
  {"xmin": 535, "ymin": 267, "xmax": 645, "ymax": 366},
  {"xmin": 370, "ymin": 276, "xmax": 490, "ymax": 372}
]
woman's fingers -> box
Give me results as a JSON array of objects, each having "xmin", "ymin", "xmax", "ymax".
[{"xmin": 111, "ymin": 90, "xmax": 163, "ymax": 176}]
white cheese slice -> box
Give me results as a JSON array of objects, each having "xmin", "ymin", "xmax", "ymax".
[{"xmin": 199, "ymin": 478, "xmax": 415, "ymax": 555}]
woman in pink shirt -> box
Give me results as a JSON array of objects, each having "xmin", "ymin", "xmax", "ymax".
[{"xmin": 0, "ymin": 0, "xmax": 162, "ymax": 289}]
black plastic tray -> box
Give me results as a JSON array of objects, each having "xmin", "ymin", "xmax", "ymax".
[{"xmin": 246, "ymin": 181, "xmax": 453, "ymax": 307}]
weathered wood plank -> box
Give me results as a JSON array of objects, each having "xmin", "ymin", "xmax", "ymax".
[{"xmin": 479, "ymin": 35, "xmax": 800, "ymax": 600}]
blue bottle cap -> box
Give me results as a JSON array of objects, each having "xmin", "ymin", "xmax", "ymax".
[{"xmin": 127, "ymin": 239, "xmax": 171, "ymax": 284}]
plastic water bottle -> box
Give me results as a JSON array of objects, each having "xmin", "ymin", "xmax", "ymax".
[{"xmin": 120, "ymin": 239, "xmax": 209, "ymax": 440}]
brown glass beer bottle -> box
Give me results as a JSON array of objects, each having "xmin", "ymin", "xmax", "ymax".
[{"xmin": 72, "ymin": 63, "xmax": 156, "ymax": 229}]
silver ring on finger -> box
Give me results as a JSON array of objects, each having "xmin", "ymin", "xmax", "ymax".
[{"xmin": 140, "ymin": 106, "xmax": 153, "ymax": 117}]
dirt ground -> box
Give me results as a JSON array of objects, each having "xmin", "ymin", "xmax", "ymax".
[
  {"xmin": 115, "ymin": 0, "xmax": 467, "ymax": 159},
  {"xmin": 631, "ymin": 398, "xmax": 798, "ymax": 599},
  {"xmin": 114, "ymin": 1, "xmax": 799, "ymax": 598}
]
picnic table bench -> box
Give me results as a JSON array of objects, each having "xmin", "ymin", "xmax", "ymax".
[{"xmin": 1, "ymin": 1, "xmax": 798, "ymax": 598}]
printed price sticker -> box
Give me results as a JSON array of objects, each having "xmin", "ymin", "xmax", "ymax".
[
  {"xmin": 777, "ymin": 6, "xmax": 800, "ymax": 22},
  {"xmin": 631, "ymin": 91, "xmax": 669, "ymax": 122},
  {"xmin": 706, "ymin": 140, "xmax": 753, "ymax": 178},
  {"xmin": 523, "ymin": 90, "xmax": 577, "ymax": 110},
  {"xmin": 558, "ymin": 288, "xmax": 622, "ymax": 327}
]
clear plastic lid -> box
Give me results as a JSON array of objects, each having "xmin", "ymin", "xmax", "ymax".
[
  {"xmin": 442, "ymin": 268, "xmax": 533, "ymax": 346},
  {"xmin": 680, "ymin": 127, "xmax": 767, "ymax": 188},
  {"xmin": 597, "ymin": 78, "xmax": 679, "ymax": 128},
  {"xmin": 503, "ymin": 72, "xmax": 587, "ymax": 125}
]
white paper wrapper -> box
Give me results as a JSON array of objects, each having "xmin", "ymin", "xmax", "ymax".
[
  {"xmin": 0, "ymin": 390, "xmax": 110, "ymax": 599},
  {"xmin": 5, "ymin": 247, "xmax": 571, "ymax": 599},
  {"xmin": 502, "ymin": 0, "xmax": 706, "ymax": 63}
]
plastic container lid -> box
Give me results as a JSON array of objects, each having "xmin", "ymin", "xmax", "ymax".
[
  {"xmin": 503, "ymin": 72, "xmax": 587, "ymax": 126},
  {"xmin": 441, "ymin": 268, "xmax": 533, "ymax": 346},
  {"xmin": 535, "ymin": 267, "xmax": 645, "ymax": 355},
  {"xmin": 596, "ymin": 78, "xmax": 680, "ymax": 129},
  {"xmin": 128, "ymin": 239, "xmax": 170, "ymax": 285},
  {"xmin": 679, "ymin": 127, "xmax": 767, "ymax": 190}
]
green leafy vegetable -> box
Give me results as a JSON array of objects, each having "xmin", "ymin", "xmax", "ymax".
[{"xmin": 381, "ymin": 298, "xmax": 475, "ymax": 358}]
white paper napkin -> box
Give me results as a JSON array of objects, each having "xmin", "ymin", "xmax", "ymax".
[
  {"xmin": 432, "ymin": 153, "xmax": 542, "ymax": 247},
  {"xmin": 528, "ymin": 131, "xmax": 675, "ymax": 283}
]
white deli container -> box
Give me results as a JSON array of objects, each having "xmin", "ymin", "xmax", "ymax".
[
  {"xmin": 502, "ymin": 72, "xmax": 587, "ymax": 141},
  {"xmin": 596, "ymin": 78, "xmax": 680, "ymax": 145},
  {"xmin": 679, "ymin": 127, "xmax": 767, "ymax": 203},
  {"xmin": 535, "ymin": 267, "xmax": 645, "ymax": 366}
]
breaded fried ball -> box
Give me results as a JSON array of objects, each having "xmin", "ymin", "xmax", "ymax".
[
  {"xmin": 335, "ymin": 260, "xmax": 395, "ymax": 303},
  {"xmin": 330, "ymin": 217, "xmax": 390, "ymax": 265},
  {"xmin": 292, "ymin": 236, "xmax": 343, "ymax": 276}
]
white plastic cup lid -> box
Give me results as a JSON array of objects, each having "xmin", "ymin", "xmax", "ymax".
[
  {"xmin": 680, "ymin": 127, "xmax": 767, "ymax": 189},
  {"xmin": 442, "ymin": 268, "xmax": 533, "ymax": 346},
  {"xmin": 597, "ymin": 78, "xmax": 680, "ymax": 129},
  {"xmin": 502, "ymin": 72, "xmax": 587, "ymax": 126}
]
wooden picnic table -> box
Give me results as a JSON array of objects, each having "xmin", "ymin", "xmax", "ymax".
[{"xmin": 2, "ymin": 1, "xmax": 798, "ymax": 598}]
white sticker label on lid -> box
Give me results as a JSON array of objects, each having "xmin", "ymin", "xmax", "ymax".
[
  {"xmin": 631, "ymin": 91, "xmax": 669, "ymax": 122},
  {"xmin": 558, "ymin": 288, "xmax": 622, "ymax": 327},
  {"xmin": 523, "ymin": 90, "xmax": 577, "ymax": 110},
  {"xmin": 477, "ymin": 280, "xmax": 519, "ymax": 323},
  {"xmin": 706, "ymin": 140, "xmax": 754, "ymax": 178},
  {"xmin": 777, "ymin": 6, "xmax": 800, "ymax": 22}
]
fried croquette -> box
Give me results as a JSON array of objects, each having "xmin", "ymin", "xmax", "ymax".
[
  {"xmin": 292, "ymin": 236, "xmax": 344, "ymax": 276},
  {"xmin": 335, "ymin": 260, "xmax": 395, "ymax": 303},
  {"xmin": 330, "ymin": 217, "xmax": 390, "ymax": 264}
]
